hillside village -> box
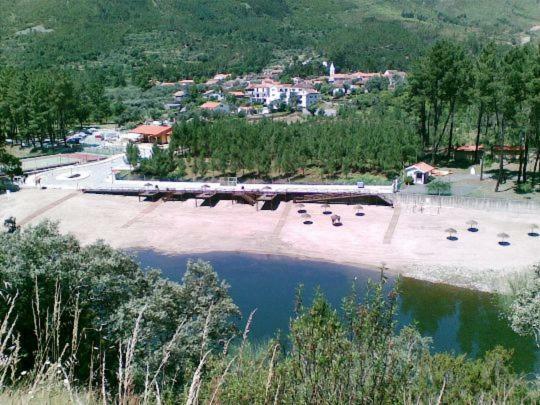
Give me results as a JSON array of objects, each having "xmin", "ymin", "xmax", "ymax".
[{"xmin": 154, "ymin": 63, "xmax": 406, "ymax": 118}]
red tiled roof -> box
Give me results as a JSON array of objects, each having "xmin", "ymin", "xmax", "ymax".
[
  {"xmin": 131, "ymin": 125, "xmax": 172, "ymax": 137},
  {"xmin": 493, "ymin": 145, "xmax": 524, "ymax": 152},
  {"xmin": 200, "ymin": 101, "xmax": 221, "ymax": 109},
  {"xmin": 407, "ymin": 162, "xmax": 435, "ymax": 173},
  {"xmin": 455, "ymin": 144, "xmax": 484, "ymax": 152}
]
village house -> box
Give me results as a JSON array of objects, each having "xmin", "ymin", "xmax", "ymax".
[
  {"xmin": 200, "ymin": 101, "xmax": 230, "ymax": 113},
  {"xmin": 237, "ymin": 106, "xmax": 256, "ymax": 116},
  {"xmin": 405, "ymin": 162, "xmax": 435, "ymax": 185},
  {"xmin": 228, "ymin": 91, "xmax": 246, "ymax": 98},
  {"xmin": 173, "ymin": 90, "xmax": 188, "ymax": 102},
  {"xmin": 383, "ymin": 70, "xmax": 407, "ymax": 88},
  {"xmin": 202, "ymin": 90, "xmax": 224, "ymax": 101},
  {"xmin": 129, "ymin": 125, "xmax": 173, "ymax": 145},
  {"xmin": 246, "ymin": 79, "xmax": 320, "ymax": 109},
  {"xmin": 453, "ymin": 144, "xmax": 484, "ymax": 162},
  {"xmin": 178, "ymin": 79, "xmax": 195, "ymax": 88}
]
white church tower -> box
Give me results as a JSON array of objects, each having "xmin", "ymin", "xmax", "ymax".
[{"xmin": 329, "ymin": 62, "xmax": 335, "ymax": 83}]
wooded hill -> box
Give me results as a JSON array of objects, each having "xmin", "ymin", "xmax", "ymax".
[{"xmin": 0, "ymin": 0, "xmax": 539, "ymax": 80}]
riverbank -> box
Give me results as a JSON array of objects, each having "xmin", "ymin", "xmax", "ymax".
[{"xmin": 2, "ymin": 189, "xmax": 539, "ymax": 292}]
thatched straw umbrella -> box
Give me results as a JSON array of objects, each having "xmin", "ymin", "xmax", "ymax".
[
  {"xmin": 497, "ymin": 232, "xmax": 510, "ymax": 245},
  {"xmin": 301, "ymin": 213, "xmax": 312, "ymax": 224},
  {"xmin": 354, "ymin": 204, "xmax": 364, "ymax": 216},
  {"xmin": 321, "ymin": 203, "xmax": 331, "ymax": 214},
  {"xmin": 331, "ymin": 214, "xmax": 342, "ymax": 226},
  {"xmin": 466, "ymin": 220, "xmax": 478, "ymax": 232},
  {"xmin": 445, "ymin": 228, "xmax": 457, "ymax": 240}
]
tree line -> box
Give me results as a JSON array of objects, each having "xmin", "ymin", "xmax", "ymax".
[
  {"xmin": 133, "ymin": 113, "xmax": 420, "ymax": 180},
  {"xmin": 408, "ymin": 41, "xmax": 540, "ymax": 191},
  {"xmin": 0, "ymin": 223, "xmax": 537, "ymax": 402},
  {"xmin": 0, "ymin": 68, "xmax": 111, "ymax": 149}
]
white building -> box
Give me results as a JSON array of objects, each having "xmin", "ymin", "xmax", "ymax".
[
  {"xmin": 405, "ymin": 162, "xmax": 434, "ymax": 185},
  {"xmin": 247, "ymin": 80, "xmax": 320, "ymax": 109}
]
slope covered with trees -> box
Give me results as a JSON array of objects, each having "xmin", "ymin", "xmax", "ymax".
[{"xmin": 0, "ymin": 0, "xmax": 539, "ymax": 81}]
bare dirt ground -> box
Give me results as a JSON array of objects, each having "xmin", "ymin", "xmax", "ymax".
[{"xmin": 2, "ymin": 189, "xmax": 539, "ymax": 292}]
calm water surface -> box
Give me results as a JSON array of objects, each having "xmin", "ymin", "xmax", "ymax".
[{"xmin": 133, "ymin": 250, "xmax": 539, "ymax": 374}]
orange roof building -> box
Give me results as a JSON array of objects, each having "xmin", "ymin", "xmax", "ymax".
[
  {"xmin": 130, "ymin": 125, "xmax": 172, "ymax": 144},
  {"xmin": 405, "ymin": 162, "xmax": 435, "ymax": 184},
  {"xmin": 200, "ymin": 101, "xmax": 220, "ymax": 110}
]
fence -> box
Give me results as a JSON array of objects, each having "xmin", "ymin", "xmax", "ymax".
[{"xmin": 393, "ymin": 193, "xmax": 540, "ymax": 213}]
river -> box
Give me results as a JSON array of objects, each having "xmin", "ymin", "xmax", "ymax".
[{"xmin": 133, "ymin": 250, "xmax": 539, "ymax": 375}]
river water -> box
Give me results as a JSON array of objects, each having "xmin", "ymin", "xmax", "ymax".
[{"xmin": 133, "ymin": 250, "xmax": 539, "ymax": 374}]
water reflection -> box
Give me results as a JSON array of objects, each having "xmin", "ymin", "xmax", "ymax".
[
  {"xmin": 132, "ymin": 250, "xmax": 539, "ymax": 374},
  {"xmin": 399, "ymin": 278, "xmax": 538, "ymax": 373}
]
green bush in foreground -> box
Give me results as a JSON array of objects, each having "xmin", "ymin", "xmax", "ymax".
[{"xmin": 0, "ymin": 223, "xmax": 537, "ymax": 403}]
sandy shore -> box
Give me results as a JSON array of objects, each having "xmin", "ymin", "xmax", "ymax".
[{"xmin": 2, "ymin": 189, "xmax": 539, "ymax": 292}]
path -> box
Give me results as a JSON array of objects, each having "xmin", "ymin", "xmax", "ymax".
[
  {"xmin": 383, "ymin": 206, "xmax": 401, "ymax": 244},
  {"xmin": 272, "ymin": 202, "xmax": 292, "ymax": 238},
  {"xmin": 121, "ymin": 200, "xmax": 164, "ymax": 229},
  {"xmin": 18, "ymin": 192, "xmax": 79, "ymax": 226}
]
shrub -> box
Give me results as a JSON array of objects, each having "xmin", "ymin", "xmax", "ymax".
[
  {"xmin": 516, "ymin": 182, "xmax": 533, "ymax": 194},
  {"xmin": 427, "ymin": 179, "xmax": 452, "ymax": 195}
]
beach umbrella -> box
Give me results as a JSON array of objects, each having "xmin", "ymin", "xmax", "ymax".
[
  {"xmin": 301, "ymin": 213, "xmax": 312, "ymax": 224},
  {"xmin": 262, "ymin": 185, "xmax": 272, "ymax": 190},
  {"xmin": 466, "ymin": 220, "xmax": 478, "ymax": 231},
  {"xmin": 445, "ymin": 228, "xmax": 457, "ymax": 240},
  {"xmin": 296, "ymin": 203, "xmax": 306, "ymax": 213},
  {"xmin": 321, "ymin": 203, "xmax": 331, "ymax": 213},
  {"xmin": 202, "ymin": 184, "xmax": 211, "ymax": 189},
  {"xmin": 497, "ymin": 232, "xmax": 510, "ymax": 243},
  {"xmin": 530, "ymin": 224, "xmax": 539, "ymax": 236},
  {"xmin": 354, "ymin": 204, "xmax": 364, "ymax": 216}
]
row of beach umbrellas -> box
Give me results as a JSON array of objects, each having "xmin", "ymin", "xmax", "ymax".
[
  {"xmin": 445, "ymin": 222, "xmax": 539, "ymax": 245},
  {"xmin": 295, "ymin": 203, "xmax": 366, "ymax": 225}
]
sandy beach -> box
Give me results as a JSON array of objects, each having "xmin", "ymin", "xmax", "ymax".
[{"xmin": 2, "ymin": 188, "xmax": 539, "ymax": 292}]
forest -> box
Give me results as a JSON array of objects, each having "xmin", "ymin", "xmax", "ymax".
[
  {"xmin": 0, "ymin": 68, "xmax": 111, "ymax": 176},
  {"xmin": 0, "ymin": 222, "xmax": 537, "ymax": 403},
  {"xmin": 134, "ymin": 112, "xmax": 420, "ymax": 181},
  {"xmin": 1, "ymin": 0, "xmax": 539, "ymax": 84}
]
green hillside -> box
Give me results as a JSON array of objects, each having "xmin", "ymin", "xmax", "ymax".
[{"xmin": 0, "ymin": 0, "xmax": 539, "ymax": 79}]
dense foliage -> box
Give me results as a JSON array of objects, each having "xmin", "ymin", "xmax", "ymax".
[
  {"xmin": 0, "ymin": 224, "xmax": 538, "ymax": 402},
  {"xmin": 407, "ymin": 41, "xmax": 540, "ymax": 190},
  {"xmin": 133, "ymin": 113, "xmax": 420, "ymax": 180},
  {"xmin": 508, "ymin": 265, "xmax": 540, "ymax": 348},
  {"xmin": 0, "ymin": 222, "xmax": 239, "ymax": 392},
  {"xmin": 0, "ymin": 68, "xmax": 111, "ymax": 148},
  {"xmin": 1, "ymin": 0, "xmax": 538, "ymax": 83}
]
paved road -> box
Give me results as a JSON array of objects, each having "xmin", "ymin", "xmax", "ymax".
[
  {"xmin": 24, "ymin": 154, "xmax": 394, "ymax": 195},
  {"xmin": 25, "ymin": 155, "xmax": 128, "ymax": 190}
]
